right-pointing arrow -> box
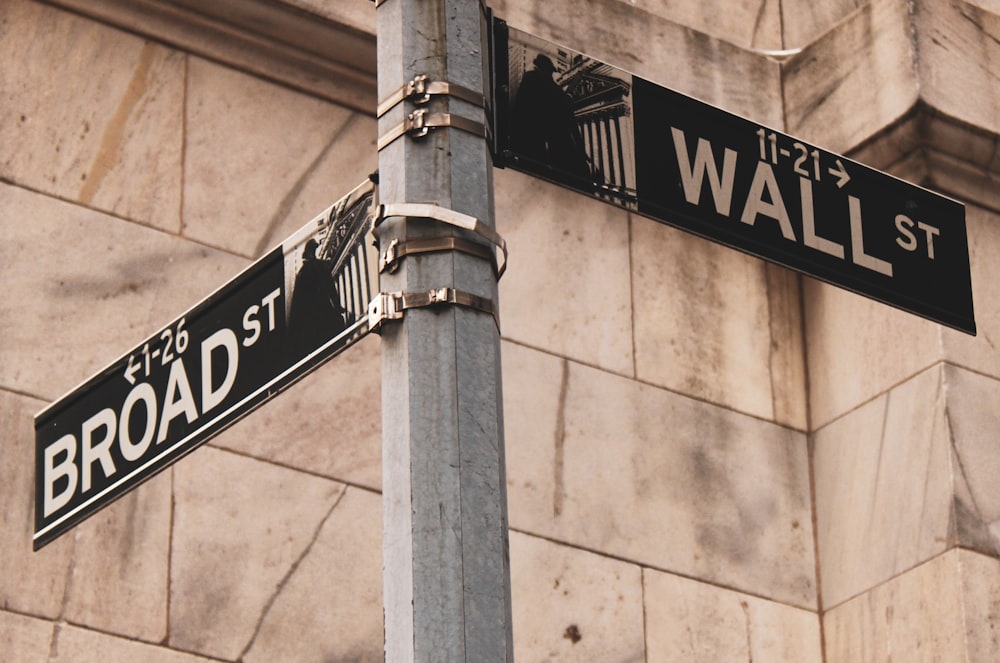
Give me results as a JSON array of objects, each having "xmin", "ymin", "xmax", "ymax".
[{"xmin": 829, "ymin": 159, "xmax": 850, "ymax": 188}]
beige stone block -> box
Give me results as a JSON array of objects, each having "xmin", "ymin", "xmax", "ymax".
[
  {"xmin": 50, "ymin": 622, "xmax": 218, "ymax": 663},
  {"xmin": 813, "ymin": 365, "xmax": 953, "ymax": 608},
  {"xmin": 0, "ymin": 0, "xmax": 184, "ymax": 231},
  {"xmin": 943, "ymin": 366, "xmax": 1000, "ymax": 557},
  {"xmin": 182, "ymin": 57, "xmax": 376, "ymax": 258},
  {"xmin": 781, "ymin": 0, "xmax": 871, "ymax": 49},
  {"xmin": 824, "ymin": 550, "xmax": 969, "ymax": 663},
  {"xmin": 491, "ymin": 0, "xmax": 784, "ymax": 126},
  {"xmin": 63, "ymin": 469, "xmax": 172, "ymax": 642},
  {"xmin": 613, "ymin": 0, "xmax": 783, "ymax": 51},
  {"xmin": 943, "ymin": 206, "xmax": 1000, "ymax": 379},
  {"xmin": 0, "ymin": 182, "xmax": 247, "ymax": 401},
  {"xmin": 783, "ymin": 0, "xmax": 918, "ymax": 154},
  {"xmin": 766, "ymin": 263, "xmax": 810, "ymax": 428},
  {"xmin": 211, "ymin": 334, "xmax": 381, "ymax": 490},
  {"xmin": 631, "ymin": 216, "xmax": 806, "ymax": 426},
  {"xmin": 958, "ymin": 548, "xmax": 1000, "ymax": 661},
  {"xmin": 242, "ymin": 487, "xmax": 383, "ymax": 662},
  {"xmin": 502, "ymin": 343, "xmax": 816, "ymax": 608},
  {"xmin": 644, "ymin": 569, "xmax": 822, "ymax": 662},
  {"xmin": 803, "ymin": 274, "xmax": 942, "ymax": 428},
  {"xmin": 0, "ymin": 391, "xmax": 74, "ymax": 619},
  {"xmin": 168, "ymin": 446, "xmax": 346, "ymax": 660},
  {"xmin": 510, "ymin": 532, "xmax": 644, "ymax": 660},
  {"xmin": 916, "ymin": 0, "xmax": 1000, "ymax": 136},
  {"xmin": 0, "ymin": 610, "xmax": 55, "ymax": 662},
  {"xmin": 495, "ymin": 168, "xmax": 634, "ymax": 377}
]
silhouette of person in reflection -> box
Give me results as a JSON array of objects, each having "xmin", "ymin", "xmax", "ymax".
[
  {"xmin": 288, "ymin": 238, "xmax": 347, "ymax": 355},
  {"xmin": 511, "ymin": 53, "xmax": 593, "ymax": 185}
]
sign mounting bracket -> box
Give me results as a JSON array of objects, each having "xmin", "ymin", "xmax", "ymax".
[{"xmin": 367, "ymin": 288, "xmax": 499, "ymax": 333}]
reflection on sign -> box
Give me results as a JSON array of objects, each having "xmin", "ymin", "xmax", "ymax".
[
  {"xmin": 491, "ymin": 20, "xmax": 975, "ymax": 335},
  {"xmin": 34, "ymin": 180, "xmax": 378, "ymax": 550}
]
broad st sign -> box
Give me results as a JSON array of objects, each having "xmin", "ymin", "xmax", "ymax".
[
  {"xmin": 490, "ymin": 20, "xmax": 976, "ymax": 334},
  {"xmin": 34, "ymin": 181, "xmax": 378, "ymax": 549}
]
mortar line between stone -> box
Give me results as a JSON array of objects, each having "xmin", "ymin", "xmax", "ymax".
[
  {"xmin": 819, "ymin": 546, "xmax": 972, "ymax": 614},
  {"xmin": 235, "ymin": 484, "xmax": 348, "ymax": 661},
  {"xmin": 507, "ymin": 526, "xmax": 816, "ymax": 614},
  {"xmin": 204, "ymin": 443, "xmax": 382, "ymax": 494},
  {"xmin": 500, "ymin": 337, "xmax": 810, "ymax": 434},
  {"xmin": 251, "ymin": 113, "xmax": 360, "ymax": 258},
  {"xmin": 0, "ymin": 178, "xmax": 259, "ymax": 261}
]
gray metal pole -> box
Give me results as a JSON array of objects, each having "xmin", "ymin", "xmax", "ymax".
[{"xmin": 375, "ymin": 0, "xmax": 513, "ymax": 661}]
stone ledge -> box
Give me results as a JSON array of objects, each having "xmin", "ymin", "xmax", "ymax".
[
  {"xmin": 42, "ymin": 0, "xmax": 377, "ymax": 114},
  {"xmin": 849, "ymin": 102, "xmax": 1000, "ymax": 214},
  {"xmin": 42, "ymin": 0, "xmax": 1000, "ymax": 207}
]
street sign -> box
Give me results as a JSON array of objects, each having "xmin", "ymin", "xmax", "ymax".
[
  {"xmin": 34, "ymin": 180, "xmax": 378, "ymax": 550},
  {"xmin": 489, "ymin": 20, "xmax": 976, "ymax": 335}
]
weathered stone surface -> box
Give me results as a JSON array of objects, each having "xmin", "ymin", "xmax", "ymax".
[
  {"xmin": 784, "ymin": 0, "xmax": 917, "ymax": 154},
  {"xmin": 0, "ymin": 0, "xmax": 184, "ymax": 232},
  {"xmin": 959, "ymin": 548, "xmax": 1000, "ymax": 661},
  {"xmin": 510, "ymin": 531, "xmax": 645, "ymax": 661},
  {"xmin": 210, "ymin": 334, "xmax": 381, "ymax": 490},
  {"xmin": 943, "ymin": 366, "xmax": 1000, "ymax": 558},
  {"xmin": 781, "ymin": 0, "xmax": 870, "ymax": 49},
  {"xmin": 0, "ymin": 391, "xmax": 74, "ymax": 619},
  {"xmin": 813, "ymin": 365, "xmax": 953, "ymax": 609},
  {"xmin": 503, "ymin": 342, "xmax": 816, "ymax": 608},
  {"xmin": 0, "ymin": 610, "xmax": 55, "ymax": 662},
  {"xmin": 765, "ymin": 264, "xmax": 809, "ymax": 428},
  {"xmin": 63, "ymin": 469, "xmax": 172, "ymax": 642},
  {"xmin": 802, "ymin": 273, "xmax": 941, "ymax": 428},
  {"xmin": 491, "ymin": 0, "xmax": 784, "ymax": 126},
  {"xmin": 927, "ymin": 148, "xmax": 1000, "ymax": 214},
  {"xmin": 282, "ymin": 0, "xmax": 376, "ymax": 34},
  {"xmin": 916, "ymin": 0, "xmax": 1000, "ymax": 137},
  {"xmin": 612, "ymin": 0, "xmax": 783, "ymax": 51},
  {"xmin": 50, "ymin": 622, "xmax": 219, "ymax": 663},
  {"xmin": 495, "ymin": 168, "xmax": 634, "ymax": 377},
  {"xmin": 169, "ymin": 446, "xmax": 345, "ymax": 660},
  {"xmin": 182, "ymin": 57, "xmax": 376, "ymax": 258},
  {"xmin": 645, "ymin": 568, "xmax": 822, "ymax": 662},
  {"xmin": 631, "ymin": 215, "xmax": 806, "ymax": 427},
  {"xmin": 823, "ymin": 549, "xmax": 980, "ymax": 663},
  {"xmin": 242, "ymin": 487, "xmax": 383, "ymax": 662},
  {"xmin": 0, "ymin": 183, "xmax": 248, "ymax": 402}
]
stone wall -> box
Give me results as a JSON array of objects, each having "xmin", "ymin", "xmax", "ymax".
[{"xmin": 2, "ymin": 0, "xmax": 999, "ymax": 661}]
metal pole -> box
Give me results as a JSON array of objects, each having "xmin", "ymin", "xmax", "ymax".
[{"xmin": 375, "ymin": 0, "xmax": 513, "ymax": 661}]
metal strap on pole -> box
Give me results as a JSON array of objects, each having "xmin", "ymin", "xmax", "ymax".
[
  {"xmin": 375, "ymin": 202, "xmax": 508, "ymax": 277},
  {"xmin": 367, "ymin": 287, "xmax": 499, "ymax": 333},
  {"xmin": 377, "ymin": 74, "xmax": 485, "ymax": 118},
  {"xmin": 379, "ymin": 236, "xmax": 496, "ymax": 275},
  {"xmin": 377, "ymin": 109, "xmax": 486, "ymax": 151}
]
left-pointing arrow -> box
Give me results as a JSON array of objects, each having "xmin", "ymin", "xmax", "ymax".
[{"xmin": 124, "ymin": 354, "xmax": 141, "ymax": 384}]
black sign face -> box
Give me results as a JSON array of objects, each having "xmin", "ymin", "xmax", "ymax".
[
  {"xmin": 490, "ymin": 21, "xmax": 976, "ymax": 334},
  {"xmin": 34, "ymin": 181, "xmax": 378, "ymax": 549}
]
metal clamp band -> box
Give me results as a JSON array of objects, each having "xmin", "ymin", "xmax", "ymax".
[
  {"xmin": 376, "ymin": 202, "xmax": 507, "ymax": 277},
  {"xmin": 377, "ymin": 74, "xmax": 485, "ymax": 118},
  {"xmin": 380, "ymin": 236, "xmax": 497, "ymax": 274},
  {"xmin": 368, "ymin": 288, "xmax": 499, "ymax": 333},
  {"xmin": 377, "ymin": 109, "xmax": 486, "ymax": 151}
]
